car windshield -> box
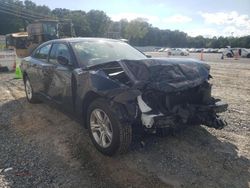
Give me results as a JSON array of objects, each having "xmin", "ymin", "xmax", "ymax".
[{"xmin": 71, "ymin": 40, "xmax": 146, "ymax": 67}]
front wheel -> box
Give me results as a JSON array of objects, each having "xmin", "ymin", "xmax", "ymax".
[{"xmin": 87, "ymin": 98, "xmax": 132, "ymax": 156}]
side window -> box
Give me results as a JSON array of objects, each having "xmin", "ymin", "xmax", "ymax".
[
  {"xmin": 49, "ymin": 43, "xmax": 71, "ymax": 65},
  {"xmin": 33, "ymin": 44, "xmax": 51, "ymax": 60}
]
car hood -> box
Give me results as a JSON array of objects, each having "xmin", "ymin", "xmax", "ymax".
[
  {"xmin": 87, "ymin": 58, "xmax": 210, "ymax": 94},
  {"xmin": 118, "ymin": 58, "xmax": 210, "ymax": 93}
]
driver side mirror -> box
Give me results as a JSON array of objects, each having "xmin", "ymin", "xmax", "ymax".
[{"xmin": 57, "ymin": 55, "xmax": 70, "ymax": 66}]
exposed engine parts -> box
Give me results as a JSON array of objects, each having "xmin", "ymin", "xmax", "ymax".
[{"xmin": 137, "ymin": 82, "xmax": 228, "ymax": 130}]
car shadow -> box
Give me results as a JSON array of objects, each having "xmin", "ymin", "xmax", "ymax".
[{"xmin": 1, "ymin": 97, "xmax": 249, "ymax": 188}]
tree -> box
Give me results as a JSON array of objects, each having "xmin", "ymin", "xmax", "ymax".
[
  {"xmin": 69, "ymin": 11, "xmax": 90, "ymax": 37},
  {"xmin": 124, "ymin": 18, "xmax": 149, "ymax": 44},
  {"xmin": 86, "ymin": 10, "xmax": 111, "ymax": 37},
  {"xmin": 52, "ymin": 8, "xmax": 70, "ymax": 18},
  {"xmin": 118, "ymin": 19, "xmax": 128, "ymax": 38},
  {"xmin": 0, "ymin": 0, "xmax": 249, "ymax": 48}
]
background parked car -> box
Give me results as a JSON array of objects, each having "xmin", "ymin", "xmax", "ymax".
[
  {"xmin": 167, "ymin": 48, "xmax": 189, "ymax": 56},
  {"xmin": 158, "ymin": 48, "xmax": 165, "ymax": 52},
  {"xmin": 223, "ymin": 48, "xmax": 250, "ymax": 58}
]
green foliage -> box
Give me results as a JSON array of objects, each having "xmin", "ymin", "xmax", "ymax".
[
  {"xmin": 0, "ymin": 0, "xmax": 249, "ymax": 48},
  {"xmin": 124, "ymin": 19, "xmax": 149, "ymax": 44},
  {"xmin": 86, "ymin": 10, "xmax": 111, "ymax": 37},
  {"xmin": 0, "ymin": 12, "xmax": 24, "ymax": 34},
  {"xmin": 69, "ymin": 11, "xmax": 90, "ymax": 37}
]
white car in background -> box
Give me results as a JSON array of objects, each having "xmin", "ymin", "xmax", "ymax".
[
  {"xmin": 223, "ymin": 48, "xmax": 250, "ymax": 58},
  {"xmin": 188, "ymin": 48, "xmax": 196, "ymax": 53},
  {"xmin": 167, "ymin": 48, "xmax": 189, "ymax": 56},
  {"xmin": 218, "ymin": 48, "xmax": 226, "ymax": 53},
  {"xmin": 158, "ymin": 48, "xmax": 165, "ymax": 52},
  {"xmin": 163, "ymin": 48, "xmax": 171, "ymax": 52}
]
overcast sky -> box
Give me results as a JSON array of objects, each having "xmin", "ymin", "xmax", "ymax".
[{"xmin": 31, "ymin": 0, "xmax": 250, "ymax": 38}]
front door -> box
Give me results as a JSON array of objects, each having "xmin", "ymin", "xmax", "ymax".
[
  {"xmin": 31, "ymin": 43, "xmax": 53, "ymax": 95},
  {"xmin": 47, "ymin": 42, "xmax": 75, "ymax": 112}
]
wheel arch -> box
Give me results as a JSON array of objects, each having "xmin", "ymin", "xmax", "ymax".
[
  {"xmin": 82, "ymin": 91, "xmax": 102, "ymax": 128},
  {"xmin": 81, "ymin": 90, "xmax": 135, "ymax": 129}
]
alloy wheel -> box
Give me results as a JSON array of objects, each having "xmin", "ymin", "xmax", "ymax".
[{"xmin": 90, "ymin": 109, "xmax": 113, "ymax": 148}]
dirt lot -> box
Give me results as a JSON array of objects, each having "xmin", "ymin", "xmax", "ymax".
[{"xmin": 0, "ymin": 54, "xmax": 250, "ymax": 188}]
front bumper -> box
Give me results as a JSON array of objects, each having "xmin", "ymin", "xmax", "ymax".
[
  {"xmin": 138, "ymin": 95, "xmax": 228, "ymax": 130},
  {"xmin": 195, "ymin": 101, "xmax": 228, "ymax": 113}
]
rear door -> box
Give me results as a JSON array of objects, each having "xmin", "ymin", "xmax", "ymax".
[{"xmin": 47, "ymin": 42, "xmax": 75, "ymax": 112}]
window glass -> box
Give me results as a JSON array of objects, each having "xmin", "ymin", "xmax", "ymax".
[
  {"xmin": 71, "ymin": 40, "xmax": 146, "ymax": 67},
  {"xmin": 33, "ymin": 44, "xmax": 51, "ymax": 60},
  {"xmin": 49, "ymin": 43, "xmax": 71, "ymax": 65}
]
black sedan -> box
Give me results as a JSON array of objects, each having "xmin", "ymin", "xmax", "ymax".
[{"xmin": 21, "ymin": 38, "xmax": 228, "ymax": 155}]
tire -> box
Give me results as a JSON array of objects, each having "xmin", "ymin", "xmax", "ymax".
[
  {"xmin": 247, "ymin": 54, "xmax": 250, "ymax": 58},
  {"xmin": 226, "ymin": 53, "xmax": 232, "ymax": 58},
  {"xmin": 24, "ymin": 76, "xmax": 40, "ymax": 103},
  {"xmin": 180, "ymin": 52, "xmax": 184, "ymax": 56},
  {"xmin": 87, "ymin": 98, "xmax": 132, "ymax": 156}
]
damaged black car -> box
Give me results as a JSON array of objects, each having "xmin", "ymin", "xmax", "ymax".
[{"xmin": 20, "ymin": 38, "xmax": 228, "ymax": 155}]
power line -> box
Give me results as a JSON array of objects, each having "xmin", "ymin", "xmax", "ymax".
[
  {"xmin": 0, "ymin": 8, "xmax": 39, "ymax": 21},
  {"xmin": 0, "ymin": 7, "xmax": 42, "ymax": 21},
  {"xmin": 0, "ymin": 1, "xmax": 75, "ymax": 35},
  {"xmin": 0, "ymin": 1, "xmax": 52, "ymax": 20},
  {"xmin": 1, "ymin": 1, "xmax": 52, "ymax": 19},
  {"xmin": 0, "ymin": 8, "xmax": 35, "ymax": 21},
  {"xmin": 0, "ymin": 2, "xmax": 44, "ymax": 20}
]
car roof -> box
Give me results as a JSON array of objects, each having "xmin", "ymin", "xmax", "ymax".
[
  {"xmin": 45, "ymin": 37, "xmax": 125, "ymax": 44},
  {"xmin": 31, "ymin": 37, "xmax": 129, "ymax": 57}
]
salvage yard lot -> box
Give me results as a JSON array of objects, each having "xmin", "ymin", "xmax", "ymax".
[{"xmin": 0, "ymin": 54, "xmax": 250, "ymax": 188}]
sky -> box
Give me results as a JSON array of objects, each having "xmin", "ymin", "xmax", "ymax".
[{"xmin": 31, "ymin": 0, "xmax": 250, "ymax": 38}]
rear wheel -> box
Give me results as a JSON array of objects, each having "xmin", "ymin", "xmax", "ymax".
[
  {"xmin": 24, "ymin": 77, "xmax": 40, "ymax": 103},
  {"xmin": 226, "ymin": 53, "xmax": 233, "ymax": 58},
  {"xmin": 87, "ymin": 98, "xmax": 132, "ymax": 156}
]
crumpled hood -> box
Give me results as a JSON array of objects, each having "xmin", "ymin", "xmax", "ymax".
[{"xmin": 119, "ymin": 58, "xmax": 210, "ymax": 93}]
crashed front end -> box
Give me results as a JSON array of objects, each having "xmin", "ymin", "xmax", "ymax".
[
  {"xmin": 137, "ymin": 80, "xmax": 228, "ymax": 131},
  {"xmin": 88, "ymin": 58, "xmax": 228, "ymax": 132}
]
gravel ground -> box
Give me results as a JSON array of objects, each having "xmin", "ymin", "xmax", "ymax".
[{"xmin": 0, "ymin": 54, "xmax": 250, "ymax": 188}]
